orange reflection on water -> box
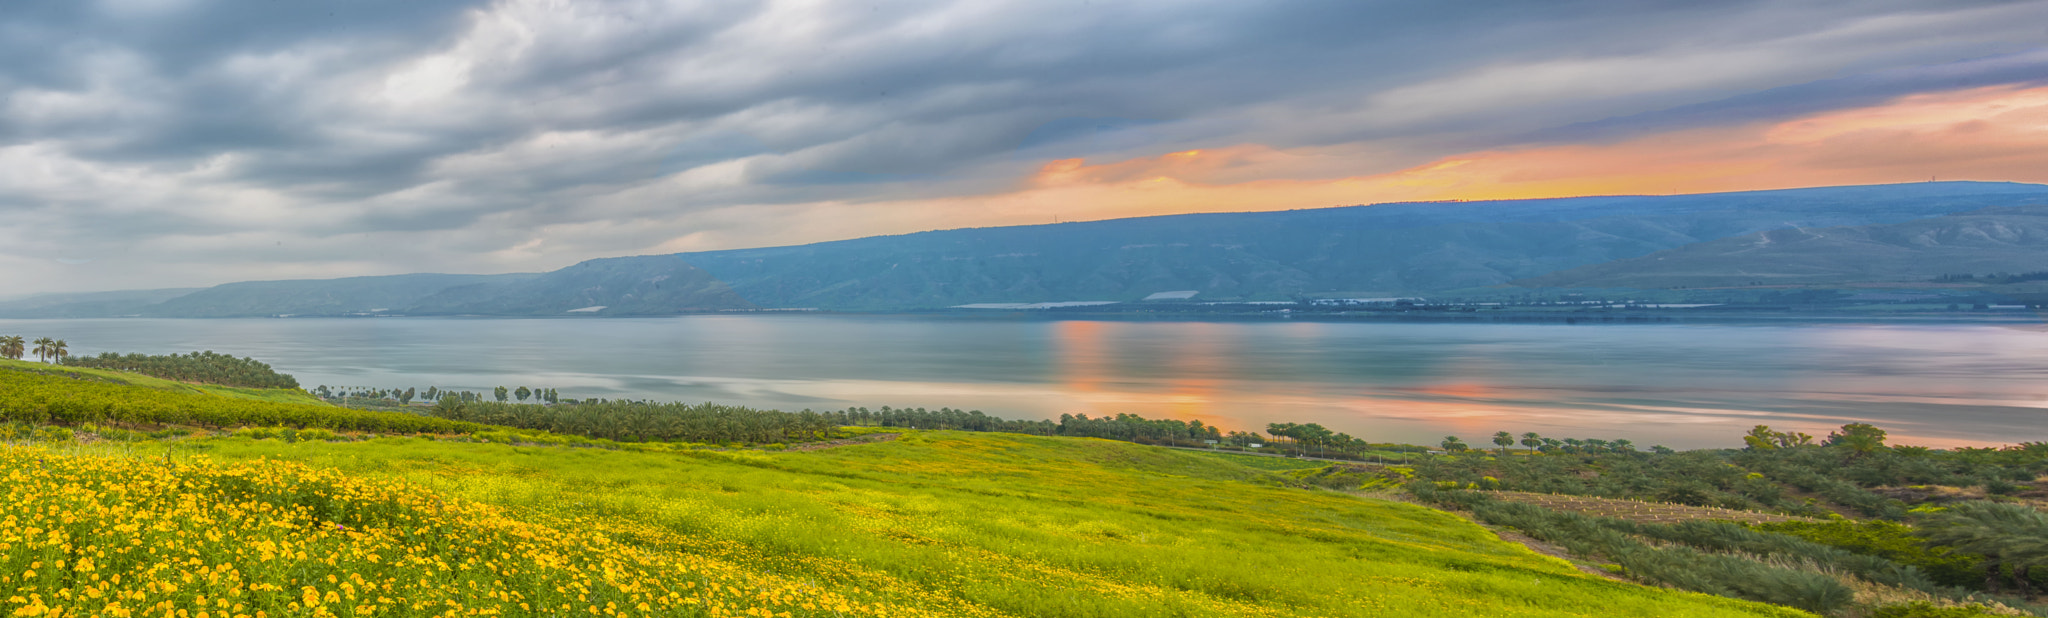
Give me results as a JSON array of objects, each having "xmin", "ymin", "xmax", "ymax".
[
  {"xmin": 1162, "ymin": 322, "xmax": 1231, "ymax": 426},
  {"xmin": 1053, "ymin": 320, "xmax": 1110, "ymax": 413}
]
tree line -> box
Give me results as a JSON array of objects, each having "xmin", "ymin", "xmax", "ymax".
[
  {"xmin": 64, "ymin": 351, "xmax": 300, "ymax": 389},
  {"xmin": 426, "ymin": 398, "xmax": 840, "ymax": 445},
  {"xmin": 833, "ymin": 406, "xmax": 1058, "ymax": 435}
]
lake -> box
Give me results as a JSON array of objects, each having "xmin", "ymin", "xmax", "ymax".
[{"xmin": 5, "ymin": 316, "xmax": 2046, "ymax": 449}]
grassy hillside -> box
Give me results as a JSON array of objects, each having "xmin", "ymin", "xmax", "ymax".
[
  {"xmin": 133, "ymin": 431, "xmax": 1803, "ymax": 617},
  {"xmin": 0, "ymin": 357, "xmax": 327, "ymax": 405},
  {"xmin": 0, "ymin": 363, "xmax": 2012, "ymax": 616},
  {"xmin": 0, "ymin": 360, "xmax": 480, "ymax": 433}
]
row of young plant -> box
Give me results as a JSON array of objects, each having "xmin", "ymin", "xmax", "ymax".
[
  {"xmin": 1412, "ymin": 485, "xmax": 2033, "ymax": 617},
  {"xmin": 62, "ymin": 350, "xmax": 300, "ymax": 389}
]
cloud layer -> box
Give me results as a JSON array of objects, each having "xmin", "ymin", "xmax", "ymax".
[{"xmin": 3, "ymin": 0, "xmax": 2047, "ymax": 294}]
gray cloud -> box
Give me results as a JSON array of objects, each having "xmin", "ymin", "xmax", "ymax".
[
  {"xmin": 1535, "ymin": 47, "xmax": 2048, "ymax": 143},
  {"xmin": 2, "ymin": 0, "xmax": 2047, "ymax": 294}
]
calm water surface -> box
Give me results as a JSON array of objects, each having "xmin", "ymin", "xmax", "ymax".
[{"xmin": 6, "ymin": 316, "xmax": 2047, "ymax": 449}]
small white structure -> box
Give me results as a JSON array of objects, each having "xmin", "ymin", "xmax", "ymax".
[
  {"xmin": 1143, "ymin": 290, "xmax": 1199, "ymax": 301},
  {"xmin": 951, "ymin": 301, "xmax": 1119, "ymax": 310}
]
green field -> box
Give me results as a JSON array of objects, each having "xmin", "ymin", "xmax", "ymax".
[
  {"xmin": 143, "ymin": 432, "xmax": 1797, "ymax": 617},
  {"xmin": 0, "ymin": 360, "xmax": 1818, "ymax": 616}
]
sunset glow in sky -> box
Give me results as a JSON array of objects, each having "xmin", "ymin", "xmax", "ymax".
[{"xmin": 3, "ymin": 1, "xmax": 2048, "ymax": 294}]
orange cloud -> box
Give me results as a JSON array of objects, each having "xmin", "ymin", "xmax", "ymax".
[{"xmin": 980, "ymin": 83, "xmax": 2048, "ymax": 221}]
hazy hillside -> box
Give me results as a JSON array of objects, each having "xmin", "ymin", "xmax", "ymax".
[
  {"xmin": 1518, "ymin": 205, "xmax": 2048, "ymax": 289},
  {"xmin": 0, "ymin": 288, "xmax": 200, "ymax": 318},
  {"xmin": 406, "ymin": 255, "xmax": 756, "ymax": 315},
  {"xmin": 11, "ymin": 181, "xmax": 2048, "ymax": 316},
  {"xmin": 137, "ymin": 273, "xmax": 537, "ymax": 318}
]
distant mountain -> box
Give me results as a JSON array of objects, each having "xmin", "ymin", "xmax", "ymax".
[
  {"xmin": 407, "ymin": 255, "xmax": 754, "ymax": 315},
  {"xmin": 136, "ymin": 273, "xmax": 538, "ymax": 318},
  {"xmin": 11, "ymin": 181, "xmax": 2048, "ymax": 317},
  {"xmin": 1515, "ymin": 205, "xmax": 2048, "ymax": 289},
  {"xmin": 669, "ymin": 181, "xmax": 2048, "ymax": 308},
  {"xmin": 0, "ymin": 288, "xmax": 202, "ymax": 318}
]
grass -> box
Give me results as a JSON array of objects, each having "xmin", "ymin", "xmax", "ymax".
[
  {"xmin": 0, "ymin": 362, "xmax": 1812, "ymax": 616},
  {"xmin": 150, "ymin": 431, "xmax": 1809, "ymax": 617},
  {"xmin": 0, "ymin": 443, "xmax": 926, "ymax": 618},
  {"xmin": 0, "ymin": 357, "xmax": 328, "ymax": 406}
]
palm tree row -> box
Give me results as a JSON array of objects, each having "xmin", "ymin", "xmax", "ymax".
[
  {"xmin": 0, "ymin": 336, "xmax": 67, "ymax": 363},
  {"xmin": 62, "ymin": 350, "xmax": 298, "ymax": 389},
  {"xmin": 830, "ymin": 406, "xmax": 1056, "ymax": 435},
  {"xmin": 429, "ymin": 398, "xmax": 843, "ymax": 444}
]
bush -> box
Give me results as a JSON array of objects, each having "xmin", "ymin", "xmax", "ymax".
[
  {"xmin": 1411, "ymin": 486, "xmax": 1859, "ymax": 614},
  {"xmin": 1756, "ymin": 520, "xmax": 1983, "ymax": 589}
]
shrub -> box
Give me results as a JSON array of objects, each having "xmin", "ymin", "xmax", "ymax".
[{"xmin": 1756, "ymin": 520, "xmax": 1983, "ymax": 589}]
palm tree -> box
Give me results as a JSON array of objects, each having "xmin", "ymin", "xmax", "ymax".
[
  {"xmin": 1827, "ymin": 423, "xmax": 1889, "ymax": 459},
  {"xmin": 47, "ymin": 339, "xmax": 67, "ymax": 363},
  {"xmin": 1440, "ymin": 435, "xmax": 1467, "ymax": 453},
  {"xmin": 30, "ymin": 337, "xmax": 53, "ymax": 363},
  {"xmin": 1520, "ymin": 432, "xmax": 1542, "ymax": 453},
  {"xmin": 0, "ymin": 336, "xmax": 23, "ymax": 361},
  {"xmin": 1921, "ymin": 501, "xmax": 2048, "ymax": 594},
  {"xmin": 1492, "ymin": 431, "xmax": 1515, "ymax": 455}
]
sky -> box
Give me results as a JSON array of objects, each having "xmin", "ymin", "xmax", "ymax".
[{"xmin": 4, "ymin": 0, "xmax": 2048, "ymax": 296}]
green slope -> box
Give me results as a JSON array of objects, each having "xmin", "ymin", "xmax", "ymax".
[
  {"xmin": 0, "ymin": 357, "xmax": 327, "ymax": 405},
  {"xmin": 177, "ymin": 431, "xmax": 1808, "ymax": 617}
]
